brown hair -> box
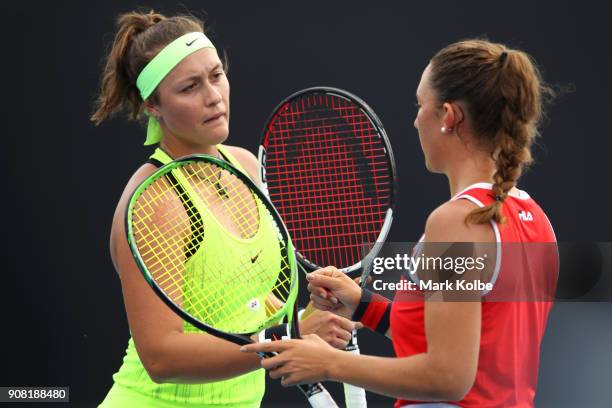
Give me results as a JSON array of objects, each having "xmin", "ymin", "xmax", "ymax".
[
  {"xmin": 90, "ymin": 10, "xmax": 204, "ymax": 125},
  {"xmin": 429, "ymin": 39, "xmax": 554, "ymax": 225}
]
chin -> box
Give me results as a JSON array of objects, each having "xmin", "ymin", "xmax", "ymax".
[
  {"xmin": 212, "ymin": 128, "xmax": 230, "ymax": 145},
  {"xmin": 424, "ymin": 159, "xmax": 443, "ymax": 174},
  {"xmin": 215, "ymin": 127, "xmax": 229, "ymax": 144}
]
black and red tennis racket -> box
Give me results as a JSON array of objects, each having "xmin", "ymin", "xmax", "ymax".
[{"xmin": 258, "ymin": 87, "xmax": 396, "ymax": 407}]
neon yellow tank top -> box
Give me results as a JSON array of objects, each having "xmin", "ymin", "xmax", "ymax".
[{"xmin": 102, "ymin": 145, "xmax": 271, "ymax": 408}]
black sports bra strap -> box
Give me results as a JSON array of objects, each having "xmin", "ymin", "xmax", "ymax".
[{"xmin": 147, "ymin": 158, "xmax": 165, "ymax": 168}]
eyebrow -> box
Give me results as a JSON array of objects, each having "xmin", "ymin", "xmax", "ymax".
[{"xmin": 178, "ymin": 64, "xmax": 223, "ymax": 83}]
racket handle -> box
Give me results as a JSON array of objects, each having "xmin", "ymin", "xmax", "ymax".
[
  {"xmin": 343, "ymin": 330, "xmax": 368, "ymax": 407},
  {"xmin": 257, "ymin": 351, "xmax": 338, "ymax": 407},
  {"xmin": 298, "ymin": 382, "xmax": 339, "ymax": 408}
]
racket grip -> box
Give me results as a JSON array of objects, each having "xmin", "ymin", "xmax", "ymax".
[
  {"xmin": 343, "ymin": 330, "xmax": 368, "ymax": 407},
  {"xmin": 299, "ymin": 382, "xmax": 339, "ymax": 408},
  {"xmin": 258, "ymin": 353, "xmax": 338, "ymax": 407}
]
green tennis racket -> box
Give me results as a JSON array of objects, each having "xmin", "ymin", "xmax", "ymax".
[{"xmin": 125, "ymin": 154, "xmax": 337, "ymax": 407}]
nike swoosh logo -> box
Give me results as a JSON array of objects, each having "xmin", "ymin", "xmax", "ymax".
[
  {"xmin": 186, "ymin": 38, "xmax": 198, "ymax": 46},
  {"xmin": 251, "ymin": 250, "xmax": 263, "ymax": 263}
]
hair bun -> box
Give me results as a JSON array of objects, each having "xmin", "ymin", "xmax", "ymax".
[
  {"xmin": 128, "ymin": 10, "xmax": 165, "ymax": 33},
  {"xmin": 115, "ymin": 10, "xmax": 165, "ymax": 36},
  {"xmin": 143, "ymin": 10, "xmax": 165, "ymax": 29}
]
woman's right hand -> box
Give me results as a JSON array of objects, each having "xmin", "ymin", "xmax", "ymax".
[{"xmin": 306, "ymin": 267, "xmax": 362, "ymax": 319}]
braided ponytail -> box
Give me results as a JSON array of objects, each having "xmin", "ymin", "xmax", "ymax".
[{"xmin": 429, "ymin": 40, "xmax": 553, "ymax": 225}]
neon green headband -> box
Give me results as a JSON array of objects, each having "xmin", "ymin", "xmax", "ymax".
[{"xmin": 136, "ymin": 31, "xmax": 216, "ymax": 145}]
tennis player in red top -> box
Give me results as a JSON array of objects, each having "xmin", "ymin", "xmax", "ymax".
[{"xmin": 242, "ymin": 39, "xmax": 559, "ymax": 407}]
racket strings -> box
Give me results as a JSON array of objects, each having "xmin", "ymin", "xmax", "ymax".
[
  {"xmin": 131, "ymin": 160, "xmax": 295, "ymax": 333},
  {"xmin": 181, "ymin": 162, "xmax": 260, "ymax": 239},
  {"xmin": 182, "ymin": 250, "xmax": 292, "ymax": 329},
  {"xmin": 136, "ymin": 195, "xmax": 202, "ymax": 261},
  {"xmin": 265, "ymin": 93, "xmax": 393, "ymax": 268}
]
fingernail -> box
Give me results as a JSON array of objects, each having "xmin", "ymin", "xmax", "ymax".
[
  {"xmin": 306, "ymin": 274, "xmax": 314, "ymax": 280},
  {"xmin": 330, "ymin": 297, "xmax": 338, "ymax": 304},
  {"xmin": 240, "ymin": 346, "xmax": 247, "ymax": 352}
]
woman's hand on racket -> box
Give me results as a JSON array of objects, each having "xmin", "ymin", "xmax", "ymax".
[
  {"xmin": 306, "ymin": 267, "xmax": 362, "ymax": 319},
  {"xmin": 241, "ymin": 334, "xmax": 338, "ymax": 386},
  {"xmin": 299, "ymin": 308, "xmax": 356, "ymax": 349}
]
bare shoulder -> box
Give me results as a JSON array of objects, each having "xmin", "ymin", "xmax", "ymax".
[
  {"xmin": 222, "ymin": 145, "xmax": 261, "ymax": 184},
  {"xmin": 109, "ymin": 163, "xmax": 159, "ymax": 269},
  {"xmin": 425, "ymin": 199, "xmax": 494, "ymax": 243},
  {"xmin": 116, "ymin": 163, "xmax": 159, "ymax": 213}
]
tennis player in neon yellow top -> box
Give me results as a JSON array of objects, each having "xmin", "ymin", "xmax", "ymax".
[{"xmin": 90, "ymin": 9, "xmax": 356, "ymax": 407}]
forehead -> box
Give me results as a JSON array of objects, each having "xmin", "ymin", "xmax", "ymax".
[
  {"xmin": 164, "ymin": 48, "xmax": 221, "ymax": 80},
  {"xmin": 416, "ymin": 64, "xmax": 433, "ymax": 97}
]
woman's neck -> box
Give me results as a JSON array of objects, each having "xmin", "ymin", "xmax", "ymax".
[
  {"xmin": 445, "ymin": 154, "xmax": 496, "ymax": 198},
  {"xmin": 159, "ymin": 138, "xmax": 220, "ymax": 160}
]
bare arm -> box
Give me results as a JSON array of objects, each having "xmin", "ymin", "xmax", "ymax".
[
  {"xmin": 327, "ymin": 303, "xmax": 480, "ymax": 400},
  {"xmin": 247, "ymin": 199, "xmax": 492, "ymax": 400},
  {"xmin": 333, "ymin": 200, "xmax": 491, "ymax": 399},
  {"xmin": 251, "ymin": 297, "xmax": 480, "ymax": 401}
]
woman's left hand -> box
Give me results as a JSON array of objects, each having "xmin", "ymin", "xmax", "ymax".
[
  {"xmin": 298, "ymin": 308, "xmax": 357, "ymax": 349},
  {"xmin": 240, "ymin": 334, "xmax": 338, "ymax": 386}
]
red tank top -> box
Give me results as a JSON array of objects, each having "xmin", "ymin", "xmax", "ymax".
[{"xmin": 392, "ymin": 183, "xmax": 558, "ymax": 408}]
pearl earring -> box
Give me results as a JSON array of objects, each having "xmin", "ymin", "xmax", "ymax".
[{"xmin": 441, "ymin": 126, "xmax": 453, "ymax": 134}]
